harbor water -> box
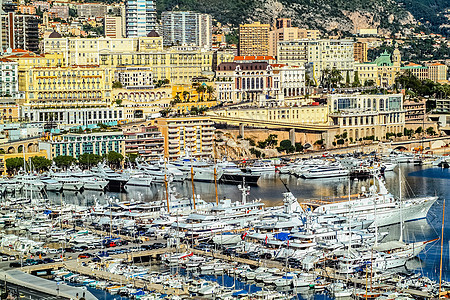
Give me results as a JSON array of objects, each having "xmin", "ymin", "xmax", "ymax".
[{"xmin": 36, "ymin": 164, "xmax": 449, "ymax": 299}]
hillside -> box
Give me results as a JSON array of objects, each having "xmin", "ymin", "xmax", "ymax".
[
  {"xmin": 398, "ymin": 0, "xmax": 450, "ymax": 35},
  {"xmin": 156, "ymin": 0, "xmax": 415, "ymax": 35}
]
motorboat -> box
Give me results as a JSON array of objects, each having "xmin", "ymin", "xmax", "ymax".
[
  {"xmin": 245, "ymin": 160, "xmax": 276, "ymax": 173},
  {"xmin": 71, "ymin": 171, "xmax": 108, "ymax": 191},
  {"xmin": 91, "ymin": 163, "xmax": 128, "ymax": 191},
  {"xmin": 301, "ymin": 165, "xmax": 349, "ymax": 179},
  {"xmin": 50, "ymin": 171, "xmax": 84, "ymax": 191},
  {"xmin": 217, "ymin": 160, "xmax": 260, "ymax": 185}
]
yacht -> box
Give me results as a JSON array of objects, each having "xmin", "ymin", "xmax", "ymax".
[
  {"xmin": 301, "ymin": 165, "xmax": 349, "ymax": 179},
  {"xmin": 172, "ymin": 156, "xmax": 223, "ymax": 182},
  {"xmin": 15, "ymin": 173, "xmax": 45, "ymax": 192},
  {"xmin": 71, "ymin": 171, "xmax": 108, "ymax": 191},
  {"xmin": 124, "ymin": 169, "xmax": 153, "ymax": 187},
  {"xmin": 50, "ymin": 171, "xmax": 84, "ymax": 191},
  {"xmin": 91, "ymin": 163, "xmax": 128, "ymax": 191},
  {"xmin": 313, "ymin": 175, "xmax": 438, "ymax": 227},
  {"xmin": 39, "ymin": 176, "xmax": 63, "ymax": 192},
  {"xmin": 245, "ymin": 160, "xmax": 276, "ymax": 173},
  {"xmin": 217, "ymin": 160, "xmax": 260, "ymax": 185}
]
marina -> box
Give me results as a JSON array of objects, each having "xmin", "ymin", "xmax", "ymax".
[{"xmin": 0, "ymin": 151, "xmax": 449, "ymax": 299}]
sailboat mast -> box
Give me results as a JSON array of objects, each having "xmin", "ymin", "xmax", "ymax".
[
  {"xmin": 399, "ymin": 168, "xmax": 403, "ymax": 242},
  {"xmin": 164, "ymin": 160, "xmax": 170, "ymax": 213},
  {"xmin": 213, "ymin": 144, "xmax": 218, "ymax": 205},
  {"xmin": 439, "ymin": 198, "xmax": 446, "ymax": 297},
  {"xmin": 190, "ymin": 165, "xmax": 196, "ymax": 210}
]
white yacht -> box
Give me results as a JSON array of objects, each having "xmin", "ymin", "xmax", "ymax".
[
  {"xmin": 15, "ymin": 173, "xmax": 45, "ymax": 192},
  {"xmin": 71, "ymin": 171, "xmax": 108, "ymax": 191},
  {"xmin": 172, "ymin": 156, "xmax": 223, "ymax": 182},
  {"xmin": 124, "ymin": 169, "xmax": 153, "ymax": 187},
  {"xmin": 50, "ymin": 171, "xmax": 84, "ymax": 191},
  {"xmin": 39, "ymin": 176, "xmax": 63, "ymax": 192},
  {"xmin": 91, "ymin": 163, "xmax": 128, "ymax": 191},
  {"xmin": 314, "ymin": 175, "xmax": 438, "ymax": 227},
  {"xmin": 245, "ymin": 160, "xmax": 276, "ymax": 173},
  {"xmin": 301, "ymin": 165, "xmax": 349, "ymax": 179}
]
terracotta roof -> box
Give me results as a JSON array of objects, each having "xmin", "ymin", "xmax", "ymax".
[
  {"xmin": 234, "ymin": 56, "xmax": 275, "ymax": 61},
  {"xmin": 0, "ymin": 58, "xmax": 14, "ymax": 63},
  {"xmin": 429, "ymin": 63, "xmax": 445, "ymax": 66}
]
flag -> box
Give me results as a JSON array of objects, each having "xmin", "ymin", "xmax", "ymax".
[
  {"xmin": 241, "ymin": 232, "xmax": 248, "ymax": 240},
  {"xmin": 287, "ymin": 240, "xmax": 289, "ymax": 247},
  {"xmin": 265, "ymin": 235, "xmax": 268, "ymax": 245}
]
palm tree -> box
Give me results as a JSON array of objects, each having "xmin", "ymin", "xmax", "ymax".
[
  {"xmin": 196, "ymin": 85, "xmax": 207, "ymax": 101},
  {"xmin": 330, "ymin": 68, "xmax": 343, "ymax": 88},
  {"xmin": 206, "ymin": 85, "xmax": 214, "ymax": 100},
  {"xmin": 321, "ymin": 68, "xmax": 331, "ymax": 88},
  {"xmin": 182, "ymin": 91, "xmax": 190, "ymax": 102}
]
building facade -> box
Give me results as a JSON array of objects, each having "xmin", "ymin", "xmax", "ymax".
[
  {"xmin": 277, "ymin": 39, "xmax": 354, "ymax": 85},
  {"xmin": 125, "ymin": 0, "xmax": 156, "ymax": 37},
  {"xmin": 161, "ymin": 11, "xmax": 212, "ymax": 48},
  {"xmin": 77, "ymin": 3, "xmax": 107, "ymax": 18},
  {"xmin": 18, "ymin": 65, "xmax": 114, "ymax": 108},
  {"xmin": 354, "ymin": 42, "xmax": 368, "ymax": 63},
  {"xmin": 114, "ymin": 66, "xmax": 153, "ymax": 89},
  {"xmin": 328, "ymin": 94, "xmax": 405, "ymax": 140},
  {"xmin": 154, "ymin": 117, "xmax": 215, "ymax": 159},
  {"xmin": 0, "ymin": 13, "xmax": 39, "ymax": 53},
  {"xmin": 403, "ymin": 99, "xmax": 426, "ymax": 123},
  {"xmin": 239, "ymin": 22, "xmax": 270, "ymax": 56},
  {"xmin": 104, "ymin": 16, "xmax": 123, "ymax": 38},
  {"xmin": 0, "ymin": 58, "xmax": 18, "ymax": 97},
  {"xmin": 39, "ymin": 132, "xmax": 125, "ymax": 159},
  {"xmin": 123, "ymin": 124, "xmax": 164, "ymax": 160}
]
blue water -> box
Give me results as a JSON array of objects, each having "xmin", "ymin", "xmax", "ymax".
[{"xmin": 47, "ymin": 165, "xmax": 449, "ymax": 299}]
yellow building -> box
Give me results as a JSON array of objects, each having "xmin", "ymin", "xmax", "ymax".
[
  {"xmin": 354, "ymin": 63, "xmax": 378, "ymax": 85},
  {"xmin": 152, "ymin": 117, "xmax": 215, "ymax": 159},
  {"xmin": 0, "ymin": 98, "xmax": 20, "ymax": 122},
  {"xmin": 18, "ymin": 65, "xmax": 114, "ymax": 108},
  {"xmin": 0, "ymin": 150, "xmax": 47, "ymax": 175},
  {"xmin": 239, "ymin": 22, "xmax": 270, "ymax": 56},
  {"xmin": 208, "ymin": 105, "xmax": 328, "ymax": 125},
  {"xmin": 99, "ymin": 48, "xmax": 233, "ymax": 85},
  {"xmin": 112, "ymin": 87, "xmax": 172, "ymax": 118},
  {"xmin": 43, "ymin": 35, "xmax": 164, "ymax": 65}
]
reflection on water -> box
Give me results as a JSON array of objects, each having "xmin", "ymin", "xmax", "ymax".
[{"xmin": 3, "ymin": 164, "xmax": 450, "ymax": 282}]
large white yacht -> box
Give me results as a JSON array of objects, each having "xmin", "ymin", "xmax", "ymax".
[
  {"xmin": 313, "ymin": 175, "xmax": 437, "ymax": 227},
  {"xmin": 301, "ymin": 164, "xmax": 350, "ymax": 179},
  {"xmin": 71, "ymin": 171, "xmax": 108, "ymax": 191},
  {"xmin": 245, "ymin": 160, "xmax": 276, "ymax": 173},
  {"xmin": 49, "ymin": 171, "xmax": 84, "ymax": 191},
  {"xmin": 91, "ymin": 163, "xmax": 128, "ymax": 191},
  {"xmin": 172, "ymin": 156, "xmax": 223, "ymax": 182},
  {"xmin": 15, "ymin": 173, "xmax": 45, "ymax": 192}
]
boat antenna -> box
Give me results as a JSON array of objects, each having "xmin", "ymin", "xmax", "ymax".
[{"xmin": 279, "ymin": 177, "xmax": 291, "ymax": 193}]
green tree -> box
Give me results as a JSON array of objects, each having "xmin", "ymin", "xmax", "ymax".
[
  {"xmin": 277, "ymin": 139, "xmax": 294, "ymax": 153},
  {"xmin": 330, "ymin": 68, "xmax": 343, "ymax": 88},
  {"xmin": 415, "ymin": 126, "xmax": 423, "ymax": 134},
  {"xmin": 353, "ymin": 71, "xmax": 361, "ymax": 87},
  {"xmin": 53, "ymin": 155, "xmax": 77, "ymax": 169},
  {"xmin": 105, "ymin": 151, "xmax": 124, "ymax": 169},
  {"xmin": 345, "ymin": 71, "xmax": 350, "ymax": 87},
  {"xmin": 78, "ymin": 153, "xmax": 102, "ymax": 169},
  {"xmin": 196, "ymin": 85, "xmax": 207, "ymax": 101},
  {"xmin": 30, "ymin": 156, "xmax": 52, "ymax": 172},
  {"xmin": 426, "ymin": 127, "xmax": 436, "ymax": 135},
  {"xmin": 182, "ymin": 91, "xmax": 190, "ymax": 101},
  {"xmin": 112, "ymin": 81, "xmax": 123, "ymax": 89},
  {"xmin": 295, "ymin": 143, "xmax": 304, "ymax": 152},
  {"xmin": 5, "ymin": 157, "xmax": 25, "ymax": 174},
  {"xmin": 206, "ymin": 85, "xmax": 214, "ymax": 100}
]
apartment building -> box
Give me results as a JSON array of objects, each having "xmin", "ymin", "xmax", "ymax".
[
  {"xmin": 104, "ymin": 16, "xmax": 124, "ymax": 38},
  {"xmin": 77, "ymin": 3, "xmax": 107, "ymax": 18},
  {"xmin": 269, "ymin": 18, "xmax": 319, "ymax": 57},
  {"xmin": 161, "ymin": 11, "xmax": 212, "ymax": 48},
  {"xmin": 403, "ymin": 99, "xmax": 426, "ymax": 123},
  {"xmin": 39, "ymin": 132, "xmax": 125, "ymax": 159},
  {"xmin": 114, "ymin": 67, "xmax": 153, "ymax": 89},
  {"xmin": 154, "ymin": 117, "xmax": 215, "ymax": 159},
  {"xmin": 0, "ymin": 58, "xmax": 18, "ymax": 97},
  {"xmin": 354, "ymin": 42, "xmax": 368, "ymax": 63},
  {"xmin": 328, "ymin": 94, "xmax": 405, "ymax": 140},
  {"xmin": 239, "ymin": 22, "xmax": 270, "ymax": 56},
  {"xmin": 43, "ymin": 36, "xmax": 163, "ymax": 65},
  {"xmin": 125, "ymin": 0, "xmax": 156, "ymax": 37},
  {"xmin": 0, "ymin": 13, "xmax": 39, "ymax": 53},
  {"xmin": 123, "ymin": 125, "xmax": 164, "ymax": 160},
  {"xmin": 277, "ymin": 39, "xmax": 354, "ymax": 85}
]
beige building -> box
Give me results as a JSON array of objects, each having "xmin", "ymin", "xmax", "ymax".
[
  {"xmin": 328, "ymin": 94, "xmax": 405, "ymax": 141},
  {"xmin": 43, "ymin": 35, "xmax": 163, "ymax": 65},
  {"xmin": 153, "ymin": 117, "xmax": 215, "ymax": 159},
  {"xmin": 354, "ymin": 63, "xmax": 378, "ymax": 85},
  {"xmin": 209, "ymin": 105, "xmax": 328, "ymax": 125},
  {"xmin": 104, "ymin": 16, "xmax": 124, "ymax": 39},
  {"xmin": 428, "ymin": 63, "xmax": 448, "ymax": 83},
  {"xmin": 239, "ymin": 22, "xmax": 270, "ymax": 56},
  {"xmin": 269, "ymin": 18, "xmax": 319, "ymax": 57},
  {"xmin": 277, "ymin": 39, "xmax": 354, "ymax": 85}
]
